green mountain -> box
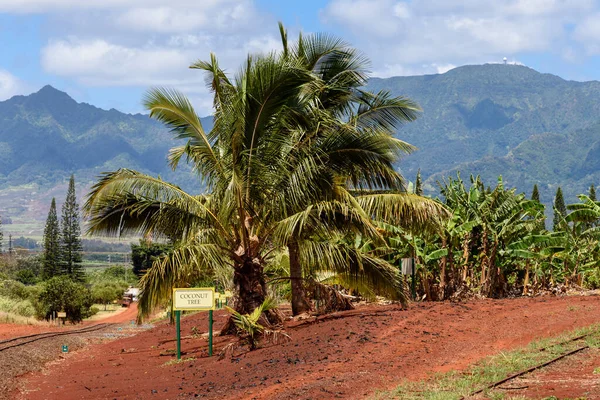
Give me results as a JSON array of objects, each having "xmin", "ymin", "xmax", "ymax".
[
  {"xmin": 367, "ymin": 64, "xmax": 600, "ymax": 206},
  {"xmin": 0, "ymin": 86, "xmax": 211, "ymax": 233},
  {"xmin": 4, "ymin": 65, "xmax": 600, "ymax": 234}
]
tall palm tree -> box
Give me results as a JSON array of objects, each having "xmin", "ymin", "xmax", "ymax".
[
  {"xmin": 274, "ymin": 24, "xmax": 447, "ymax": 314},
  {"xmin": 84, "ymin": 25, "xmax": 446, "ymax": 323}
]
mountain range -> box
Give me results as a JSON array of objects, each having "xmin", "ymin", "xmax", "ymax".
[
  {"xmin": 2, "ymin": 64, "xmax": 600, "ymax": 234},
  {"xmin": 367, "ymin": 64, "xmax": 600, "ymax": 206}
]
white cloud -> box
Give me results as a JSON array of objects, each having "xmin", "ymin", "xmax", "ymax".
[
  {"xmin": 322, "ymin": 0, "xmax": 594, "ymax": 77},
  {"xmin": 21, "ymin": 0, "xmax": 278, "ymax": 115},
  {"xmin": 0, "ymin": 0, "xmax": 225, "ymax": 13},
  {"xmin": 0, "ymin": 70, "xmax": 25, "ymax": 100},
  {"xmin": 41, "ymin": 39, "xmax": 193, "ymax": 86},
  {"xmin": 113, "ymin": 1, "xmax": 258, "ymax": 33},
  {"xmin": 321, "ymin": 0, "xmax": 410, "ymax": 38},
  {"xmin": 573, "ymin": 13, "xmax": 600, "ymax": 54},
  {"xmin": 434, "ymin": 64, "xmax": 456, "ymax": 74}
]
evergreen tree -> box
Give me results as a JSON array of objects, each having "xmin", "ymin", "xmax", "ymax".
[
  {"xmin": 531, "ymin": 184, "xmax": 540, "ymax": 202},
  {"xmin": 415, "ymin": 169, "xmax": 423, "ymax": 196},
  {"xmin": 60, "ymin": 175, "xmax": 84, "ymax": 281},
  {"xmin": 531, "ymin": 184, "xmax": 545, "ymax": 231},
  {"xmin": 553, "ymin": 187, "xmax": 567, "ymax": 231},
  {"xmin": 8, "ymin": 234, "xmax": 13, "ymax": 256},
  {"xmin": 42, "ymin": 198, "xmax": 61, "ymax": 279}
]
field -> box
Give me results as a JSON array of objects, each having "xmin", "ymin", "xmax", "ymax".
[{"xmin": 7, "ymin": 294, "xmax": 600, "ymax": 400}]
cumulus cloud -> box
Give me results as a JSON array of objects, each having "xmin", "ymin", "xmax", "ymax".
[
  {"xmin": 41, "ymin": 39, "xmax": 194, "ymax": 86},
  {"xmin": 0, "ymin": 0, "xmax": 224, "ymax": 13},
  {"xmin": 573, "ymin": 13, "xmax": 600, "ymax": 54},
  {"xmin": 321, "ymin": 0, "xmax": 595, "ymax": 77},
  {"xmin": 9, "ymin": 0, "xmax": 600, "ymax": 116},
  {"xmin": 11, "ymin": 0, "xmax": 278, "ymax": 115},
  {"xmin": 0, "ymin": 70, "xmax": 25, "ymax": 101}
]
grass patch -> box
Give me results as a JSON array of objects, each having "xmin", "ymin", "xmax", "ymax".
[
  {"xmin": 0, "ymin": 311, "xmax": 41, "ymax": 325},
  {"xmin": 0, "ymin": 295, "xmax": 35, "ymax": 317},
  {"xmin": 163, "ymin": 357, "xmax": 196, "ymax": 367},
  {"xmin": 375, "ymin": 324, "xmax": 600, "ymax": 399}
]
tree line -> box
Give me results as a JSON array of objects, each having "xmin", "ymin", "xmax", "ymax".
[
  {"xmin": 79, "ymin": 23, "xmax": 600, "ymax": 332},
  {"xmin": 389, "ymin": 174, "xmax": 600, "ymax": 301}
]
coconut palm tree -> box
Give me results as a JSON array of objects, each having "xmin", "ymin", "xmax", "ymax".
[{"xmin": 84, "ymin": 25, "xmax": 447, "ymax": 323}]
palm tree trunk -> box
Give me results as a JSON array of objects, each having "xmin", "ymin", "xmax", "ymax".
[
  {"xmin": 233, "ymin": 257, "xmax": 267, "ymax": 314},
  {"xmin": 222, "ymin": 256, "xmax": 283, "ymax": 335},
  {"xmin": 288, "ymin": 241, "xmax": 311, "ymax": 315}
]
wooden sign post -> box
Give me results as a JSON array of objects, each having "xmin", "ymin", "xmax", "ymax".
[{"xmin": 172, "ymin": 288, "xmax": 215, "ymax": 359}]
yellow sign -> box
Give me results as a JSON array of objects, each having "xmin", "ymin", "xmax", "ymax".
[
  {"xmin": 172, "ymin": 288, "xmax": 215, "ymax": 311},
  {"xmin": 57, "ymin": 312, "xmax": 67, "ymax": 318}
]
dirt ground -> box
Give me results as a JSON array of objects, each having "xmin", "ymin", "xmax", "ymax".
[
  {"xmin": 0, "ymin": 304, "xmax": 142, "ymax": 399},
  {"xmin": 0, "ymin": 303, "xmax": 139, "ymax": 341},
  {"xmin": 11, "ymin": 295, "xmax": 600, "ymax": 400}
]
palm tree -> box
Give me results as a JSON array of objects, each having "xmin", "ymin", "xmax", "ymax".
[
  {"xmin": 274, "ymin": 24, "xmax": 447, "ymax": 314},
  {"xmin": 84, "ymin": 25, "xmax": 446, "ymax": 323}
]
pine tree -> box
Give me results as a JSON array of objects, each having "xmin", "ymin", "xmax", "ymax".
[
  {"xmin": 531, "ymin": 184, "xmax": 545, "ymax": 231},
  {"xmin": 60, "ymin": 175, "xmax": 84, "ymax": 281},
  {"xmin": 553, "ymin": 187, "xmax": 567, "ymax": 231},
  {"xmin": 415, "ymin": 169, "xmax": 423, "ymax": 196},
  {"xmin": 531, "ymin": 184, "xmax": 540, "ymax": 202},
  {"xmin": 42, "ymin": 198, "xmax": 61, "ymax": 279}
]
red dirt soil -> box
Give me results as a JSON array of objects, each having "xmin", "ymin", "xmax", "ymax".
[
  {"xmin": 0, "ymin": 304, "xmax": 138, "ymax": 341},
  {"xmin": 15, "ymin": 296, "xmax": 600, "ymax": 400}
]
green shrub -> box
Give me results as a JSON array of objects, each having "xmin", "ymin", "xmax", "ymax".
[
  {"xmin": 0, "ymin": 279, "xmax": 30, "ymax": 300},
  {"xmin": 584, "ymin": 268, "xmax": 600, "ymax": 289},
  {"xmin": 35, "ymin": 276, "xmax": 93, "ymax": 323},
  {"xmin": 89, "ymin": 306, "xmax": 100, "ymax": 316},
  {"xmin": 92, "ymin": 281, "xmax": 124, "ymax": 309},
  {"xmin": 15, "ymin": 269, "xmax": 38, "ymax": 285}
]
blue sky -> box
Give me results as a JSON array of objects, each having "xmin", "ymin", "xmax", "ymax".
[{"xmin": 2, "ymin": 0, "xmax": 600, "ymax": 115}]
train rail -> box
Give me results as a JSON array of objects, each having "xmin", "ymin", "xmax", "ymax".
[
  {"xmin": 0, "ymin": 323, "xmax": 113, "ymax": 353},
  {"xmin": 464, "ymin": 332, "xmax": 593, "ymax": 398}
]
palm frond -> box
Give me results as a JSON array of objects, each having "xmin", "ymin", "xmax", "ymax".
[
  {"xmin": 355, "ymin": 192, "xmax": 449, "ymax": 233},
  {"xmin": 143, "ymin": 88, "xmax": 223, "ymax": 182},
  {"xmin": 137, "ymin": 241, "xmax": 227, "ymax": 319},
  {"xmin": 299, "ymin": 240, "xmax": 407, "ymax": 304}
]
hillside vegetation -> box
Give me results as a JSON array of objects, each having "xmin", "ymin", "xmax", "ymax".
[
  {"xmin": 367, "ymin": 64, "xmax": 600, "ymax": 206},
  {"xmin": 3, "ymin": 64, "xmax": 600, "ymax": 224}
]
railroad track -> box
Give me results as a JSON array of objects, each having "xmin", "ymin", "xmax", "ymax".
[
  {"xmin": 463, "ymin": 332, "xmax": 592, "ymax": 398},
  {"xmin": 0, "ymin": 323, "xmax": 114, "ymax": 353}
]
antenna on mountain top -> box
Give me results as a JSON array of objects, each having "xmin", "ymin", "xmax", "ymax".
[{"xmin": 503, "ymin": 57, "xmax": 507, "ymax": 65}]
